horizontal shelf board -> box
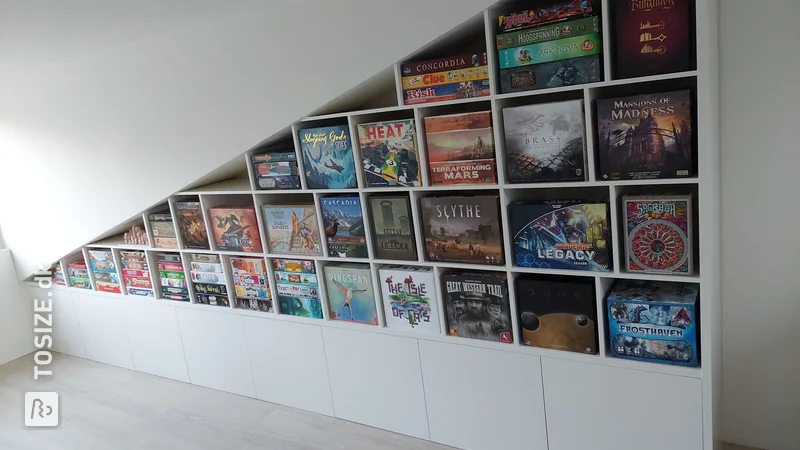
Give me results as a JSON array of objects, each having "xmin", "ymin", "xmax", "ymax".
[
  {"xmin": 610, "ymin": 271, "xmax": 701, "ymax": 283},
  {"xmin": 85, "ymin": 235, "xmax": 149, "ymax": 250},
  {"xmin": 178, "ymin": 177, "xmax": 252, "ymax": 195},
  {"xmin": 595, "ymin": 178, "xmax": 699, "ymax": 187},
  {"xmin": 601, "ymin": 70, "xmax": 699, "ymax": 88}
]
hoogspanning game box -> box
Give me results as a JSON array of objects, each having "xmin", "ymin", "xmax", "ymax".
[
  {"xmin": 597, "ymin": 90, "xmax": 694, "ymax": 180},
  {"xmin": 368, "ymin": 195, "xmax": 417, "ymax": 261},
  {"xmin": 208, "ymin": 206, "xmax": 262, "ymax": 253},
  {"xmin": 230, "ymin": 257, "xmax": 272, "ymax": 313},
  {"xmin": 298, "ymin": 125, "xmax": 357, "ymax": 189},
  {"xmin": 606, "ymin": 280, "xmax": 699, "ymax": 367},
  {"xmin": 503, "ymin": 99, "xmax": 587, "ymax": 183},
  {"xmin": 273, "ymin": 258, "xmax": 322, "ymax": 319},
  {"xmin": 324, "ymin": 263, "xmax": 377, "ymax": 325},
  {"xmin": 379, "ymin": 265, "xmax": 440, "ymax": 334},
  {"xmin": 174, "ymin": 201, "xmax": 210, "ymax": 250},
  {"xmin": 320, "ymin": 196, "xmax": 368, "ymax": 258},
  {"xmin": 624, "ymin": 195, "xmax": 693, "ymax": 276},
  {"xmin": 357, "ymin": 119, "xmax": 420, "ymax": 187},
  {"xmin": 262, "ymin": 204, "xmax": 323, "ymax": 256},
  {"xmin": 420, "ymin": 195, "xmax": 504, "ymax": 266},
  {"xmin": 424, "ymin": 111, "xmax": 497, "ymax": 185},
  {"xmin": 509, "ymin": 200, "xmax": 611, "ymax": 272},
  {"xmin": 442, "ymin": 270, "xmax": 512, "ymax": 343}
]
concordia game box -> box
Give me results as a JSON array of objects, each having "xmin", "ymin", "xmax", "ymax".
[
  {"xmin": 273, "ymin": 258, "xmax": 322, "ymax": 319},
  {"xmin": 503, "ymin": 99, "xmax": 587, "ymax": 183},
  {"xmin": 357, "ymin": 119, "xmax": 420, "ymax": 187},
  {"xmin": 263, "ymin": 204, "xmax": 323, "ymax": 256},
  {"xmin": 190, "ymin": 253, "xmax": 229, "ymax": 307},
  {"xmin": 158, "ymin": 253, "xmax": 190, "ymax": 301},
  {"xmin": 379, "ymin": 265, "xmax": 440, "ymax": 334},
  {"xmin": 401, "ymin": 53, "xmax": 487, "ymax": 77},
  {"xmin": 516, "ymin": 275, "xmax": 597, "ymax": 354},
  {"xmin": 424, "ymin": 111, "xmax": 497, "ymax": 186},
  {"xmin": 88, "ymin": 249, "xmax": 121, "ymax": 294},
  {"xmin": 175, "ymin": 201, "xmax": 210, "ymax": 250},
  {"xmin": 497, "ymin": 0, "xmax": 596, "ymax": 33},
  {"xmin": 606, "ymin": 279, "xmax": 699, "ymax": 367},
  {"xmin": 497, "ymin": 15, "xmax": 599, "ymax": 49},
  {"xmin": 509, "ymin": 200, "xmax": 611, "ymax": 272},
  {"xmin": 612, "ymin": 0, "xmax": 695, "ymax": 79},
  {"xmin": 420, "ymin": 195, "xmax": 504, "ymax": 266},
  {"xmin": 148, "ymin": 212, "xmax": 178, "ymax": 249},
  {"xmin": 324, "ymin": 263, "xmax": 377, "ymax": 325},
  {"xmin": 320, "ymin": 196, "xmax": 368, "ymax": 258},
  {"xmin": 298, "ymin": 125, "xmax": 358, "ymax": 190},
  {"xmin": 498, "ymin": 32, "xmax": 602, "ymax": 70},
  {"xmin": 597, "ymin": 89, "xmax": 694, "ymax": 180},
  {"xmin": 623, "ymin": 195, "xmax": 693, "ymax": 276},
  {"xmin": 230, "ymin": 257, "xmax": 272, "ymax": 313},
  {"xmin": 208, "ymin": 206, "xmax": 263, "ymax": 253},
  {"xmin": 442, "ymin": 270, "xmax": 512, "ymax": 343},
  {"xmin": 500, "ymin": 54, "xmax": 602, "ymax": 93},
  {"xmin": 368, "ymin": 195, "xmax": 417, "ymax": 261}
]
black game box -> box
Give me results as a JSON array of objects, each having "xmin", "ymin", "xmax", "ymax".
[{"xmin": 442, "ymin": 270, "xmax": 512, "ymax": 344}]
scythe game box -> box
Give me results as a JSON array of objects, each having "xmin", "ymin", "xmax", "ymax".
[
  {"xmin": 368, "ymin": 195, "xmax": 417, "ymax": 261},
  {"xmin": 298, "ymin": 125, "xmax": 358, "ymax": 189},
  {"xmin": 208, "ymin": 206, "xmax": 263, "ymax": 253},
  {"xmin": 623, "ymin": 195, "xmax": 693, "ymax": 275},
  {"xmin": 442, "ymin": 270, "xmax": 512, "ymax": 343},
  {"xmin": 424, "ymin": 111, "xmax": 497, "ymax": 186},
  {"xmin": 357, "ymin": 119, "xmax": 420, "ymax": 187}
]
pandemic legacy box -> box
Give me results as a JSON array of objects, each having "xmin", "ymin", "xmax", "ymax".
[
  {"xmin": 623, "ymin": 195, "xmax": 693, "ymax": 276},
  {"xmin": 500, "ymin": 54, "xmax": 602, "ymax": 93},
  {"xmin": 597, "ymin": 90, "xmax": 694, "ymax": 180},
  {"xmin": 208, "ymin": 206, "xmax": 263, "ymax": 253},
  {"xmin": 262, "ymin": 204, "xmax": 323, "ymax": 256},
  {"xmin": 174, "ymin": 201, "xmax": 210, "ymax": 250},
  {"xmin": 420, "ymin": 195, "xmax": 504, "ymax": 266},
  {"xmin": 442, "ymin": 270, "xmax": 512, "ymax": 343},
  {"xmin": 503, "ymin": 99, "xmax": 587, "ymax": 183},
  {"xmin": 324, "ymin": 263, "xmax": 377, "ymax": 325},
  {"xmin": 298, "ymin": 125, "xmax": 358, "ymax": 189},
  {"xmin": 320, "ymin": 196, "xmax": 368, "ymax": 258},
  {"xmin": 357, "ymin": 119, "xmax": 420, "ymax": 187},
  {"xmin": 379, "ymin": 265, "xmax": 440, "ymax": 334},
  {"xmin": 606, "ymin": 279, "xmax": 699, "ymax": 367},
  {"xmin": 368, "ymin": 195, "xmax": 417, "ymax": 261},
  {"xmin": 509, "ymin": 200, "xmax": 611, "ymax": 272},
  {"xmin": 516, "ymin": 275, "xmax": 597, "ymax": 354},
  {"xmin": 424, "ymin": 111, "xmax": 497, "ymax": 186},
  {"xmin": 273, "ymin": 258, "xmax": 322, "ymax": 319}
]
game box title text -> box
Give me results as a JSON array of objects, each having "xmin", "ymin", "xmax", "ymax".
[
  {"xmin": 637, "ymin": 202, "xmax": 676, "ymax": 217},
  {"xmin": 445, "ymin": 280, "xmax": 502, "ymax": 297},
  {"xmin": 629, "ymin": 0, "xmax": 675, "ymax": 11},
  {"xmin": 435, "ymin": 204, "xmax": 482, "ymax": 222},
  {"xmin": 611, "ymin": 96, "xmax": 675, "ymax": 120},
  {"xmin": 302, "ymin": 130, "xmax": 348, "ymax": 149}
]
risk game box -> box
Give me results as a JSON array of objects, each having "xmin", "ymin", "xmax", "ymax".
[
  {"xmin": 442, "ymin": 270, "xmax": 512, "ymax": 343},
  {"xmin": 175, "ymin": 201, "xmax": 210, "ymax": 250},
  {"xmin": 606, "ymin": 279, "xmax": 699, "ymax": 367},
  {"xmin": 500, "ymin": 54, "xmax": 602, "ymax": 94},
  {"xmin": 623, "ymin": 195, "xmax": 693, "ymax": 275},
  {"xmin": 379, "ymin": 265, "xmax": 440, "ymax": 334},
  {"xmin": 497, "ymin": 0, "xmax": 596, "ymax": 33},
  {"xmin": 208, "ymin": 206, "xmax": 263, "ymax": 253},
  {"xmin": 273, "ymin": 258, "xmax": 322, "ymax": 319},
  {"xmin": 403, "ymin": 80, "xmax": 490, "ymax": 106},
  {"xmin": 368, "ymin": 195, "xmax": 417, "ymax": 261},
  {"xmin": 357, "ymin": 119, "xmax": 421, "ymax": 187},
  {"xmin": 509, "ymin": 200, "xmax": 611, "ymax": 272},
  {"xmin": 262, "ymin": 204, "xmax": 323, "ymax": 256},
  {"xmin": 516, "ymin": 275, "xmax": 597, "ymax": 354},
  {"xmin": 424, "ymin": 111, "xmax": 497, "ymax": 185},
  {"xmin": 298, "ymin": 125, "xmax": 357, "ymax": 189},
  {"xmin": 503, "ymin": 99, "xmax": 587, "ymax": 183},
  {"xmin": 324, "ymin": 263, "xmax": 377, "ymax": 325},
  {"xmin": 230, "ymin": 257, "xmax": 272, "ymax": 313},
  {"xmin": 320, "ymin": 196, "xmax": 368, "ymax": 258},
  {"xmin": 597, "ymin": 90, "xmax": 694, "ymax": 180}
]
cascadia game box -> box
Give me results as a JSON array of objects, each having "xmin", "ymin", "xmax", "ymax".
[
  {"xmin": 320, "ymin": 196, "xmax": 368, "ymax": 258},
  {"xmin": 499, "ymin": 54, "xmax": 602, "ymax": 94},
  {"xmin": 263, "ymin": 204, "xmax": 323, "ymax": 256},
  {"xmin": 420, "ymin": 195, "xmax": 504, "ymax": 265},
  {"xmin": 230, "ymin": 257, "xmax": 272, "ymax": 313},
  {"xmin": 368, "ymin": 195, "xmax": 417, "ymax": 261},
  {"xmin": 175, "ymin": 201, "xmax": 210, "ymax": 249},
  {"xmin": 273, "ymin": 258, "xmax": 322, "ymax": 319},
  {"xmin": 379, "ymin": 265, "xmax": 440, "ymax": 334},
  {"xmin": 442, "ymin": 270, "xmax": 512, "ymax": 343},
  {"xmin": 358, "ymin": 119, "xmax": 420, "ymax": 187},
  {"xmin": 503, "ymin": 99, "xmax": 587, "ymax": 183},
  {"xmin": 424, "ymin": 111, "xmax": 497, "ymax": 185},
  {"xmin": 298, "ymin": 125, "xmax": 357, "ymax": 189},
  {"xmin": 208, "ymin": 206, "xmax": 263, "ymax": 253},
  {"xmin": 623, "ymin": 195, "xmax": 693, "ymax": 275},
  {"xmin": 324, "ymin": 263, "xmax": 377, "ymax": 325}
]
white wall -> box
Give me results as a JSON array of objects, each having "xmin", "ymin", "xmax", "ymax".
[
  {"xmin": 0, "ymin": 251, "xmax": 33, "ymax": 365},
  {"xmin": 720, "ymin": 1, "xmax": 800, "ymax": 449}
]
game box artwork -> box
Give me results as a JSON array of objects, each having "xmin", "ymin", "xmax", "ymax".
[
  {"xmin": 273, "ymin": 258, "xmax": 322, "ymax": 319},
  {"xmin": 597, "ymin": 89, "xmax": 694, "ymax": 180},
  {"xmin": 497, "ymin": 0, "xmax": 596, "ymax": 33},
  {"xmin": 442, "ymin": 270, "xmax": 512, "ymax": 343},
  {"xmin": 497, "ymin": 15, "xmax": 599, "ymax": 50},
  {"xmin": 498, "ymin": 33, "xmax": 602, "ymax": 70},
  {"xmin": 368, "ymin": 195, "xmax": 417, "ymax": 261},
  {"xmin": 420, "ymin": 195, "xmax": 504, "ymax": 266},
  {"xmin": 298, "ymin": 125, "xmax": 357, "ymax": 189},
  {"xmin": 358, "ymin": 119, "xmax": 420, "ymax": 187},
  {"xmin": 175, "ymin": 201, "xmax": 210, "ymax": 250},
  {"xmin": 230, "ymin": 257, "xmax": 272, "ymax": 313},
  {"xmin": 379, "ymin": 265, "xmax": 440, "ymax": 334},
  {"xmin": 324, "ymin": 263, "xmax": 377, "ymax": 325},
  {"xmin": 503, "ymin": 99, "xmax": 587, "ymax": 183},
  {"xmin": 500, "ymin": 54, "xmax": 602, "ymax": 94},
  {"xmin": 516, "ymin": 275, "xmax": 597, "ymax": 354},
  {"xmin": 509, "ymin": 200, "xmax": 611, "ymax": 272},
  {"xmin": 208, "ymin": 206, "xmax": 263, "ymax": 253},
  {"xmin": 158, "ymin": 253, "xmax": 190, "ymax": 302},
  {"xmin": 263, "ymin": 204, "xmax": 322, "ymax": 256},
  {"xmin": 320, "ymin": 196, "xmax": 368, "ymax": 258},
  {"xmin": 148, "ymin": 212, "xmax": 178, "ymax": 249},
  {"xmin": 88, "ymin": 249, "xmax": 121, "ymax": 294},
  {"xmin": 424, "ymin": 111, "xmax": 497, "ymax": 185},
  {"xmin": 623, "ymin": 195, "xmax": 693, "ymax": 275},
  {"xmin": 190, "ymin": 253, "xmax": 229, "ymax": 307},
  {"xmin": 612, "ymin": 0, "xmax": 695, "ymax": 79},
  {"xmin": 606, "ymin": 279, "xmax": 699, "ymax": 367}
]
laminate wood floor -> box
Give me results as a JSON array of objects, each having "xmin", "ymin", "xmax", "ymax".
[{"xmin": 0, "ymin": 353, "xmax": 453, "ymax": 450}]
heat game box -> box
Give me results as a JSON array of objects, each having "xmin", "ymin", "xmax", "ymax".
[
  {"xmin": 358, "ymin": 119, "xmax": 420, "ymax": 187},
  {"xmin": 379, "ymin": 265, "xmax": 440, "ymax": 334},
  {"xmin": 208, "ymin": 206, "xmax": 263, "ymax": 253},
  {"xmin": 606, "ymin": 279, "xmax": 699, "ymax": 367},
  {"xmin": 274, "ymin": 258, "xmax": 322, "ymax": 319},
  {"xmin": 262, "ymin": 204, "xmax": 323, "ymax": 256},
  {"xmin": 320, "ymin": 196, "xmax": 368, "ymax": 258},
  {"xmin": 624, "ymin": 195, "xmax": 693, "ymax": 276},
  {"xmin": 442, "ymin": 270, "xmax": 512, "ymax": 344},
  {"xmin": 324, "ymin": 263, "xmax": 377, "ymax": 325},
  {"xmin": 424, "ymin": 111, "xmax": 497, "ymax": 186},
  {"xmin": 368, "ymin": 195, "xmax": 417, "ymax": 261},
  {"xmin": 298, "ymin": 125, "xmax": 358, "ymax": 189}
]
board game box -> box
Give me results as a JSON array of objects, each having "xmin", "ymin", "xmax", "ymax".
[
  {"xmin": 420, "ymin": 195, "xmax": 504, "ymax": 265},
  {"xmin": 252, "ymin": 151, "xmax": 302, "ymax": 190},
  {"xmin": 612, "ymin": 0, "xmax": 695, "ymax": 79},
  {"xmin": 357, "ymin": 119, "xmax": 420, "ymax": 187},
  {"xmin": 516, "ymin": 275, "xmax": 597, "ymax": 354},
  {"xmin": 298, "ymin": 125, "xmax": 357, "ymax": 189},
  {"xmin": 606, "ymin": 279, "xmax": 699, "ymax": 367},
  {"xmin": 403, "ymin": 80, "xmax": 491, "ymax": 106},
  {"xmin": 324, "ymin": 263, "xmax": 377, "ymax": 325},
  {"xmin": 442, "ymin": 270, "xmax": 512, "ymax": 343},
  {"xmin": 148, "ymin": 212, "xmax": 178, "ymax": 250},
  {"xmin": 120, "ymin": 251, "xmax": 153, "ymax": 297},
  {"xmin": 497, "ymin": 15, "xmax": 599, "ymax": 49},
  {"xmin": 273, "ymin": 258, "xmax": 322, "ymax": 319},
  {"xmin": 208, "ymin": 206, "xmax": 263, "ymax": 253},
  {"xmin": 190, "ymin": 253, "xmax": 229, "ymax": 307},
  {"xmin": 87, "ymin": 249, "xmax": 121, "ymax": 294},
  {"xmin": 320, "ymin": 196, "xmax": 368, "ymax": 258},
  {"xmin": 509, "ymin": 200, "xmax": 611, "ymax": 272},
  {"xmin": 379, "ymin": 265, "xmax": 440, "ymax": 334},
  {"xmin": 623, "ymin": 195, "xmax": 693, "ymax": 275},
  {"xmin": 401, "ymin": 52, "xmax": 488, "ymax": 77},
  {"xmin": 175, "ymin": 201, "xmax": 210, "ymax": 249},
  {"xmin": 68, "ymin": 262, "xmax": 92, "ymax": 290},
  {"xmin": 402, "ymin": 65, "xmax": 489, "ymax": 90},
  {"xmin": 597, "ymin": 90, "xmax": 694, "ymax": 180},
  {"xmin": 368, "ymin": 195, "xmax": 417, "ymax": 261},
  {"xmin": 499, "ymin": 54, "xmax": 601, "ymax": 94},
  {"xmin": 503, "ymin": 99, "xmax": 587, "ymax": 183},
  {"xmin": 497, "ymin": 0, "xmax": 596, "ymax": 33},
  {"xmin": 158, "ymin": 253, "xmax": 189, "ymax": 301},
  {"xmin": 424, "ymin": 111, "xmax": 497, "ymax": 185},
  {"xmin": 263, "ymin": 204, "xmax": 323, "ymax": 256},
  {"xmin": 230, "ymin": 257, "xmax": 272, "ymax": 313},
  {"xmin": 498, "ymin": 33, "xmax": 602, "ymax": 70}
]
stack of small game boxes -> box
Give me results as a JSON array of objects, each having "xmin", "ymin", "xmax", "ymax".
[
  {"xmin": 68, "ymin": 262, "xmax": 92, "ymax": 290},
  {"xmin": 401, "ymin": 52, "xmax": 490, "ymax": 105},
  {"xmin": 120, "ymin": 251, "xmax": 154, "ymax": 297},
  {"xmin": 148, "ymin": 211, "xmax": 179, "ymax": 249},
  {"xmin": 52, "ymin": 264, "xmax": 66, "ymax": 286},
  {"xmin": 273, "ymin": 258, "xmax": 322, "ymax": 319},
  {"xmin": 158, "ymin": 253, "xmax": 190, "ymax": 302},
  {"xmin": 251, "ymin": 151, "xmax": 301, "ymax": 190},
  {"xmin": 496, "ymin": 0, "xmax": 602, "ymax": 93},
  {"xmin": 87, "ymin": 249, "xmax": 121, "ymax": 294},
  {"xmin": 190, "ymin": 254, "xmax": 229, "ymax": 307},
  {"xmin": 230, "ymin": 257, "xmax": 272, "ymax": 312}
]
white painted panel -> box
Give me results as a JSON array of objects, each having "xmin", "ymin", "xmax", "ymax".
[
  {"xmin": 73, "ymin": 296, "xmax": 134, "ymax": 369},
  {"xmin": 419, "ymin": 340, "xmax": 547, "ymax": 450},
  {"xmin": 322, "ymin": 327, "xmax": 429, "ymax": 440},
  {"xmin": 0, "ymin": 253, "xmax": 33, "ymax": 365},
  {"xmin": 243, "ymin": 318, "xmax": 333, "ymax": 416},
  {"xmin": 124, "ymin": 302, "xmax": 189, "ymax": 383},
  {"xmin": 50, "ymin": 289, "xmax": 86, "ymax": 358},
  {"xmin": 542, "ymin": 358, "xmax": 702, "ymax": 450},
  {"xmin": 175, "ymin": 308, "xmax": 255, "ymax": 398}
]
